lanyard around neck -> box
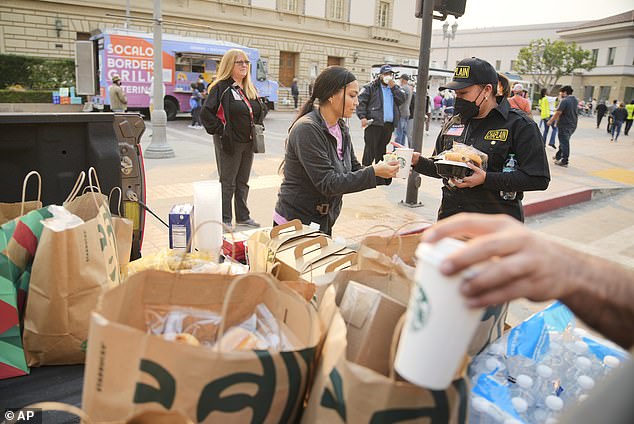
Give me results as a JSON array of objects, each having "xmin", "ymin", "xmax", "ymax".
[{"xmin": 235, "ymin": 85, "xmax": 254, "ymax": 125}]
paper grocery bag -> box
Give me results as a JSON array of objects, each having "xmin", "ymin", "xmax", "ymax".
[
  {"xmin": 302, "ymin": 287, "xmax": 469, "ymax": 424},
  {"xmin": 23, "ymin": 191, "xmax": 121, "ymax": 366},
  {"xmin": 357, "ymin": 232, "xmax": 427, "ymax": 281},
  {"xmin": 0, "ymin": 207, "xmax": 52, "ymax": 379},
  {"xmin": 113, "ymin": 215, "xmax": 133, "ymax": 272},
  {"xmin": 0, "ymin": 171, "xmax": 43, "ymax": 226},
  {"xmin": 82, "ymin": 270, "xmax": 321, "ymax": 423}
]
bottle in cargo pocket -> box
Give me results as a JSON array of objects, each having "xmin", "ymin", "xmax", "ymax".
[{"xmin": 500, "ymin": 154, "xmax": 517, "ymax": 200}]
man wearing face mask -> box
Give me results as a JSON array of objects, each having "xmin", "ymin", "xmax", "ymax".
[
  {"xmin": 357, "ymin": 64, "xmax": 406, "ymax": 165},
  {"xmin": 412, "ymin": 57, "xmax": 550, "ymax": 222}
]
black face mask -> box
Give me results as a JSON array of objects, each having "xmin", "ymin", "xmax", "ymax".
[{"xmin": 454, "ymin": 86, "xmax": 486, "ymax": 121}]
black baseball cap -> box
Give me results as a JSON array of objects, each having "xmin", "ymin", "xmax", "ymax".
[
  {"xmin": 440, "ymin": 57, "xmax": 498, "ymax": 90},
  {"xmin": 380, "ymin": 64, "xmax": 395, "ymax": 74}
]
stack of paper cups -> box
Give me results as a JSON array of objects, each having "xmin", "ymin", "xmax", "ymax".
[
  {"xmin": 192, "ymin": 180, "xmax": 222, "ymax": 258},
  {"xmin": 394, "ymin": 238, "xmax": 484, "ymax": 389}
]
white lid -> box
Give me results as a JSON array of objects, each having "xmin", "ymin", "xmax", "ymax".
[
  {"xmin": 573, "ymin": 340, "xmax": 588, "ymax": 354},
  {"xmin": 545, "ymin": 395, "xmax": 564, "ymax": 411},
  {"xmin": 575, "ymin": 356, "xmax": 592, "ymax": 370},
  {"xmin": 472, "ymin": 396, "xmax": 489, "ymax": 413},
  {"xmin": 511, "ymin": 397, "xmax": 528, "ymax": 413},
  {"xmin": 415, "ymin": 238, "xmax": 466, "ymax": 267},
  {"xmin": 573, "ymin": 328, "xmax": 588, "ymax": 338},
  {"xmin": 488, "ymin": 343, "xmax": 505, "ymax": 356},
  {"xmin": 604, "ymin": 355, "xmax": 621, "ymax": 368},
  {"xmin": 537, "ymin": 364, "xmax": 553, "ymax": 378},
  {"xmin": 516, "ymin": 374, "xmax": 533, "ymax": 389},
  {"xmin": 485, "ymin": 357, "xmax": 501, "ymax": 372},
  {"xmin": 577, "ymin": 375, "xmax": 595, "ymax": 390}
]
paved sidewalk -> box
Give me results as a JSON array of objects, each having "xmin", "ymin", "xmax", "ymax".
[{"xmin": 139, "ymin": 111, "xmax": 634, "ymax": 253}]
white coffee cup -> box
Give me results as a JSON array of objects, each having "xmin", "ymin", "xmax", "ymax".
[
  {"xmin": 394, "ymin": 148, "xmax": 414, "ymax": 179},
  {"xmin": 394, "ymin": 238, "xmax": 484, "ymax": 389}
]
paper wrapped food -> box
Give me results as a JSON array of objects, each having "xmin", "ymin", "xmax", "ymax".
[{"xmin": 434, "ymin": 142, "xmax": 488, "ymax": 180}]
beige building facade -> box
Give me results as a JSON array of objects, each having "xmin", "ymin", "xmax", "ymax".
[{"xmin": 0, "ymin": 0, "xmax": 425, "ymax": 92}]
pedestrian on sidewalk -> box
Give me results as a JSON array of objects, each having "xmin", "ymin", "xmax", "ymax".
[
  {"xmin": 201, "ymin": 48, "xmax": 266, "ymax": 229},
  {"xmin": 394, "ymin": 74, "xmax": 413, "ymax": 147},
  {"xmin": 607, "ymin": 100, "xmax": 618, "ymax": 134},
  {"xmin": 625, "ymin": 100, "xmax": 634, "ymax": 136},
  {"xmin": 596, "ymin": 100, "xmax": 607, "ymax": 129},
  {"xmin": 508, "ymin": 83, "xmax": 532, "ymax": 115},
  {"xmin": 291, "ymin": 78, "xmax": 300, "ymax": 110},
  {"xmin": 188, "ymin": 82, "xmax": 203, "ymax": 128},
  {"xmin": 274, "ymin": 66, "xmax": 399, "ymax": 235},
  {"xmin": 411, "ymin": 57, "xmax": 550, "ymax": 223},
  {"xmin": 538, "ymin": 88, "xmax": 557, "ymax": 148},
  {"xmin": 548, "ymin": 85, "xmax": 578, "ymax": 168},
  {"xmin": 108, "ymin": 74, "xmax": 127, "ymax": 112},
  {"xmin": 611, "ymin": 102, "xmax": 628, "ymax": 142},
  {"xmin": 357, "ymin": 64, "xmax": 405, "ymax": 165}
]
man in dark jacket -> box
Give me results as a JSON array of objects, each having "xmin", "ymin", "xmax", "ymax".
[{"xmin": 357, "ymin": 65, "xmax": 406, "ymax": 165}]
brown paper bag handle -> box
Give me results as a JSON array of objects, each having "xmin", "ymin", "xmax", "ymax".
[
  {"xmin": 109, "ymin": 186, "xmax": 123, "ymax": 216},
  {"xmin": 324, "ymin": 252, "xmax": 357, "ymax": 273},
  {"xmin": 63, "ymin": 171, "xmax": 86, "ymax": 205},
  {"xmin": 19, "ymin": 170, "xmax": 42, "ymax": 216},
  {"xmin": 393, "ymin": 220, "xmax": 431, "ymax": 236},
  {"xmin": 216, "ymin": 273, "xmax": 282, "ymax": 351},
  {"xmin": 217, "ymin": 273, "xmax": 314, "ymax": 353},
  {"xmin": 23, "ymin": 402, "xmax": 92, "ymax": 424},
  {"xmin": 388, "ymin": 313, "xmax": 407, "ymax": 380},
  {"xmin": 269, "ymin": 218, "xmax": 303, "ymax": 239},
  {"xmin": 294, "ymin": 235, "xmax": 328, "ymax": 259}
]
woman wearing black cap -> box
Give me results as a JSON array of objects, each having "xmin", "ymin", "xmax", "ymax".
[
  {"xmin": 412, "ymin": 57, "xmax": 550, "ymax": 223},
  {"xmin": 274, "ymin": 66, "xmax": 399, "ymax": 235}
]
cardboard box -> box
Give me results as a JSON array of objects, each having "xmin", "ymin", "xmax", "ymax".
[
  {"xmin": 169, "ymin": 204, "xmax": 193, "ymax": 252},
  {"xmin": 246, "ymin": 219, "xmax": 320, "ymax": 272},
  {"xmin": 273, "ymin": 235, "xmax": 347, "ymax": 282},
  {"xmin": 339, "ymin": 281, "xmax": 407, "ymax": 376}
]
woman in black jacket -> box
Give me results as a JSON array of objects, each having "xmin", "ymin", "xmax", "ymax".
[
  {"xmin": 274, "ymin": 66, "xmax": 399, "ymax": 235},
  {"xmin": 201, "ymin": 49, "xmax": 265, "ymax": 229}
]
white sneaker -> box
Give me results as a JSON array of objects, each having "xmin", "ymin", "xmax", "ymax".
[
  {"xmin": 425, "ymin": 131, "xmax": 430, "ymax": 136},
  {"xmin": 187, "ymin": 124, "xmax": 196, "ymax": 128}
]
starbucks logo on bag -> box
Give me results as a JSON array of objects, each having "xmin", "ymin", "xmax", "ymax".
[
  {"xmin": 410, "ymin": 286, "xmax": 430, "ymax": 331},
  {"xmin": 398, "ymin": 157, "xmax": 406, "ymax": 169}
]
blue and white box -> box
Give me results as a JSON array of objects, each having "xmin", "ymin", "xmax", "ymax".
[{"xmin": 169, "ymin": 203, "xmax": 194, "ymax": 252}]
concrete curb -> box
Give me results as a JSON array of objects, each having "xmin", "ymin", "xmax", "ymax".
[{"xmin": 524, "ymin": 187, "xmax": 630, "ymax": 217}]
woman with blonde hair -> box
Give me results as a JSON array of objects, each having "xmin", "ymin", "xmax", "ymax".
[{"xmin": 201, "ymin": 48, "xmax": 266, "ymax": 229}]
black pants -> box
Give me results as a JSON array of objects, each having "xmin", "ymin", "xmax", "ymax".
[
  {"xmin": 213, "ymin": 136, "xmax": 254, "ymax": 223},
  {"xmin": 362, "ymin": 122, "xmax": 394, "ymax": 166},
  {"xmin": 293, "ymin": 95, "xmax": 298, "ymax": 109},
  {"xmin": 596, "ymin": 113, "xmax": 604, "ymax": 128},
  {"xmin": 625, "ymin": 119, "xmax": 633, "ymax": 136}
]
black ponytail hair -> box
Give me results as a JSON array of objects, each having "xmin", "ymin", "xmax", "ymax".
[{"xmin": 288, "ymin": 66, "xmax": 356, "ymax": 131}]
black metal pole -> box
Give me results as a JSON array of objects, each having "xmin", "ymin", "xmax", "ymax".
[{"xmin": 405, "ymin": 0, "xmax": 435, "ymax": 206}]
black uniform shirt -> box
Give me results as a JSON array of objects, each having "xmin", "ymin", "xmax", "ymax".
[{"xmin": 414, "ymin": 98, "xmax": 550, "ymax": 222}]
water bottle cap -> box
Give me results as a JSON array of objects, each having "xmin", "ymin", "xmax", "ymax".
[
  {"xmin": 573, "ymin": 328, "xmax": 588, "ymax": 338},
  {"xmin": 511, "ymin": 397, "xmax": 528, "ymax": 413},
  {"xmin": 537, "ymin": 364, "xmax": 553, "ymax": 378},
  {"xmin": 573, "ymin": 340, "xmax": 588, "ymax": 353},
  {"xmin": 488, "ymin": 343, "xmax": 505, "ymax": 356},
  {"xmin": 545, "ymin": 395, "xmax": 564, "ymax": 411},
  {"xmin": 472, "ymin": 396, "xmax": 489, "ymax": 413},
  {"xmin": 576, "ymin": 356, "xmax": 592, "ymax": 370},
  {"xmin": 485, "ymin": 357, "xmax": 501, "ymax": 371},
  {"xmin": 604, "ymin": 355, "xmax": 620, "ymax": 368},
  {"xmin": 577, "ymin": 375, "xmax": 595, "ymax": 390},
  {"xmin": 517, "ymin": 374, "xmax": 533, "ymax": 388},
  {"xmin": 415, "ymin": 238, "xmax": 465, "ymax": 267}
]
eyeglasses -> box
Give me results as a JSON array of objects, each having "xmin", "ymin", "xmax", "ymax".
[{"xmin": 234, "ymin": 60, "xmax": 250, "ymax": 66}]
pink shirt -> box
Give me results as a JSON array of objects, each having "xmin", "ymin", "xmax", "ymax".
[{"xmin": 327, "ymin": 121, "xmax": 344, "ymax": 160}]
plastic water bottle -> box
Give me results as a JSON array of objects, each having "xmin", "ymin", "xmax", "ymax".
[
  {"xmin": 534, "ymin": 364, "xmax": 554, "ymax": 396},
  {"xmin": 510, "ymin": 374, "xmax": 535, "ymax": 405},
  {"xmin": 511, "ymin": 396, "xmax": 529, "ymax": 421},
  {"xmin": 603, "ymin": 355, "xmax": 621, "ymax": 376},
  {"xmin": 500, "ymin": 154, "xmax": 517, "ymax": 200},
  {"xmin": 565, "ymin": 356, "xmax": 592, "ymax": 382}
]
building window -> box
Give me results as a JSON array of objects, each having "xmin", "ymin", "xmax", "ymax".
[
  {"xmin": 599, "ymin": 86, "xmax": 611, "ymax": 101},
  {"xmin": 327, "ymin": 0, "xmax": 347, "ymax": 21},
  {"xmin": 510, "ymin": 60, "xmax": 517, "ymax": 71},
  {"xmin": 377, "ymin": 1, "xmax": 391, "ymax": 28},
  {"xmin": 591, "ymin": 49, "xmax": 598, "ymax": 66},
  {"xmin": 607, "ymin": 47, "xmax": 616, "ymax": 65},
  {"xmin": 278, "ymin": 0, "xmax": 303, "ymax": 13},
  {"xmin": 495, "ymin": 60, "xmax": 501, "ymax": 71}
]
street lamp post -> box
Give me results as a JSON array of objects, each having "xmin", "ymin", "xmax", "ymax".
[{"xmin": 442, "ymin": 20, "xmax": 458, "ymax": 70}]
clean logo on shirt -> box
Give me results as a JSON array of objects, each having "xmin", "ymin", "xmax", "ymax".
[
  {"xmin": 454, "ymin": 66, "xmax": 470, "ymax": 78},
  {"xmin": 484, "ymin": 129, "xmax": 509, "ymax": 142}
]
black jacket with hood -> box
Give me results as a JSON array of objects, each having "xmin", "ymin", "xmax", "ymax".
[{"xmin": 356, "ymin": 78, "xmax": 406, "ymax": 126}]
